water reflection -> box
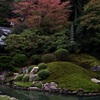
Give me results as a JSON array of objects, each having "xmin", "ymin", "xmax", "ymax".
[{"xmin": 0, "ymin": 85, "xmax": 100, "ymax": 100}]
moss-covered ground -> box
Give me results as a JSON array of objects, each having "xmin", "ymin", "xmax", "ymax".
[{"xmin": 42, "ymin": 54, "xmax": 100, "ymax": 92}]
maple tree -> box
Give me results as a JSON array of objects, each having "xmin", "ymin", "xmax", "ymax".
[{"xmin": 10, "ymin": 0, "xmax": 71, "ymax": 34}]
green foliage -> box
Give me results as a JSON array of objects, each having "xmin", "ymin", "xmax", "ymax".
[
  {"xmin": 30, "ymin": 55, "xmax": 41, "ymax": 65},
  {"xmin": 32, "ymin": 82, "xmax": 42, "ymax": 88},
  {"xmin": 38, "ymin": 63, "xmax": 47, "ymax": 70},
  {"xmin": 68, "ymin": 54, "xmax": 100, "ymax": 69},
  {"xmin": 10, "ymin": 66, "xmax": 19, "ymax": 72},
  {"xmin": 10, "ymin": 51, "xmax": 18, "ymax": 57},
  {"xmin": 13, "ymin": 54, "xmax": 27, "ymax": 67},
  {"xmin": 54, "ymin": 49, "xmax": 69, "ymax": 61},
  {"xmin": 15, "ymin": 82, "xmax": 33, "ymax": 87},
  {"xmin": 28, "ymin": 65, "xmax": 34, "ymax": 73},
  {"xmin": 15, "ymin": 74, "xmax": 23, "ymax": 81},
  {"xmin": 42, "ymin": 53, "xmax": 56, "ymax": 63},
  {"xmin": 22, "ymin": 74, "xmax": 29, "ymax": 82},
  {"xmin": 44, "ymin": 62, "xmax": 99, "ymax": 92},
  {"xmin": 75, "ymin": 0, "xmax": 100, "ymax": 54},
  {"xmin": 0, "ymin": 56, "xmax": 14, "ymax": 70},
  {"xmin": 38, "ymin": 70, "xmax": 50, "ymax": 80},
  {"xmin": 0, "ymin": 0, "xmax": 14, "ymax": 25}
]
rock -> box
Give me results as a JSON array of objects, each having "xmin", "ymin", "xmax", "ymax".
[
  {"xmin": 91, "ymin": 66, "xmax": 100, "ymax": 71},
  {"xmin": 91, "ymin": 78, "xmax": 100, "ymax": 83},
  {"xmin": 29, "ymin": 67, "xmax": 39, "ymax": 82},
  {"xmin": 30, "ymin": 67, "xmax": 39, "ymax": 74},
  {"xmin": 28, "ymin": 87, "xmax": 39, "ymax": 90},
  {"xmin": 43, "ymin": 82, "xmax": 58, "ymax": 91},
  {"xmin": 29, "ymin": 74, "xmax": 38, "ymax": 82},
  {"xmin": 49, "ymin": 82, "xmax": 58, "ymax": 90}
]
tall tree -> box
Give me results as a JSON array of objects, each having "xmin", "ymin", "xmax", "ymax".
[
  {"xmin": 9, "ymin": 0, "xmax": 71, "ymax": 34},
  {"xmin": 0, "ymin": 0, "xmax": 14, "ymax": 26},
  {"xmin": 76, "ymin": 0, "xmax": 100, "ymax": 54}
]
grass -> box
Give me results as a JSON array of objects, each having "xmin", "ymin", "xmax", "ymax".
[
  {"xmin": 43, "ymin": 62, "xmax": 100, "ymax": 92},
  {"xmin": 0, "ymin": 95, "xmax": 10, "ymax": 100},
  {"xmin": 15, "ymin": 82, "xmax": 33, "ymax": 87}
]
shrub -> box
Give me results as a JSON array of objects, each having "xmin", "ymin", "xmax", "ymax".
[
  {"xmin": 0, "ymin": 56, "xmax": 14, "ymax": 70},
  {"xmin": 28, "ymin": 65, "xmax": 34, "ymax": 73},
  {"xmin": 42, "ymin": 53, "xmax": 56, "ymax": 63},
  {"xmin": 22, "ymin": 74, "xmax": 29, "ymax": 82},
  {"xmin": 30, "ymin": 55, "xmax": 41, "ymax": 65},
  {"xmin": 5, "ymin": 72, "xmax": 14, "ymax": 77},
  {"xmin": 10, "ymin": 51, "xmax": 18, "ymax": 57},
  {"xmin": 38, "ymin": 70, "xmax": 50, "ymax": 80},
  {"xmin": 54, "ymin": 49, "xmax": 69, "ymax": 61},
  {"xmin": 15, "ymin": 74, "xmax": 23, "ymax": 81},
  {"xmin": 38, "ymin": 63, "xmax": 47, "ymax": 70},
  {"xmin": 10, "ymin": 66, "xmax": 19, "ymax": 72},
  {"xmin": 13, "ymin": 54, "xmax": 27, "ymax": 67}
]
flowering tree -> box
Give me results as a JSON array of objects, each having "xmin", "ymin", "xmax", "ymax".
[{"xmin": 10, "ymin": 0, "xmax": 71, "ymax": 33}]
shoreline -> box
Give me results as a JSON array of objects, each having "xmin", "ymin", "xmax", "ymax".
[{"xmin": 11, "ymin": 84, "xmax": 100, "ymax": 97}]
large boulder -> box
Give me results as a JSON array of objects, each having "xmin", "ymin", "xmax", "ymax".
[
  {"xmin": 29, "ymin": 67, "xmax": 39, "ymax": 82},
  {"xmin": 43, "ymin": 82, "xmax": 58, "ymax": 91}
]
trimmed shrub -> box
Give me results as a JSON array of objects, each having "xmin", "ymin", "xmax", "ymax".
[
  {"xmin": 30, "ymin": 55, "xmax": 41, "ymax": 65},
  {"xmin": 10, "ymin": 66, "xmax": 19, "ymax": 72},
  {"xmin": 15, "ymin": 74, "xmax": 23, "ymax": 81},
  {"xmin": 28, "ymin": 65, "xmax": 34, "ymax": 73},
  {"xmin": 42, "ymin": 53, "xmax": 56, "ymax": 63},
  {"xmin": 22, "ymin": 74, "xmax": 29, "ymax": 82},
  {"xmin": 54, "ymin": 49, "xmax": 69, "ymax": 61},
  {"xmin": 13, "ymin": 54, "xmax": 27, "ymax": 67},
  {"xmin": 0, "ymin": 56, "xmax": 14, "ymax": 70},
  {"xmin": 38, "ymin": 70, "xmax": 50, "ymax": 80},
  {"xmin": 38, "ymin": 63, "xmax": 47, "ymax": 70}
]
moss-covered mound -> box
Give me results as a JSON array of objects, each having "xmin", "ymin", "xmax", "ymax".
[
  {"xmin": 43, "ymin": 62, "xmax": 100, "ymax": 92},
  {"xmin": 68, "ymin": 54, "xmax": 100, "ymax": 69}
]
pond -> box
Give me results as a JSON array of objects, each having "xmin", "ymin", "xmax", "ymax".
[{"xmin": 0, "ymin": 85, "xmax": 100, "ymax": 100}]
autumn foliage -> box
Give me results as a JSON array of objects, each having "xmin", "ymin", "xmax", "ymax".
[{"xmin": 10, "ymin": 0, "xmax": 71, "ymax": 33}]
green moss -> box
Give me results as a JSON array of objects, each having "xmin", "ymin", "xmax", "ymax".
[
  {"xmin": 43, "ymin": 62, "xmax": 100, "ymax": 92},
  {"xmin": 15, "ymin": 82, "xmax": 33, "ymax": 87},
  {"xmin": 68, "ymin": 54, "xmax": 100, "ymax": 69}
]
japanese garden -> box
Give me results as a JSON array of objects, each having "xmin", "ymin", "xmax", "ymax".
[{"xmin": 0, "ymin": 0, "xmax": 100, "ymax": 100}]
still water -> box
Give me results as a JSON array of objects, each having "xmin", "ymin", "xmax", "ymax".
[{"xmin": 0, "ymin": 85, "xmax": 100, "ymax": 100}]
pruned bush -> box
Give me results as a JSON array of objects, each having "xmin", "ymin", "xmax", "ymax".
[
  {"xmin": 38, "ymin": 63, "xmax": 47, "ymax": 70},
  {"xmin": 54, "ymin": 49, "xmax": 69, "ymax": 61},
  {"xmin": 13, "ymin": 54, "xmax": 27, "ymax": 67},
  {"xmin": 15, "ymin": 74, "xmax": 23, "ymax": 81},
  {"xmin": 30, "ymin": 55, "xmax": 41, "ymax": 65},
  {"xmin": 28, "ymin": 65, "xmax": 34, "ymax": 73},
  {"xmin": 42, "ymin": 53, "xmax": 56, "ymax": 63},
  {"xmin": 22, "ymin": 74, "xmax": 29, "ymax": 82},
  {"xmin": 38, "ymin": 70, "xmax": 50, "ymax": 80},
  {"xmin": 10, "ymin": 66, "xmax": 19, "ymax": 72},
  {"xmin": 0, "ymin": 56, "xmax": 14, "ymax": 70}
]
